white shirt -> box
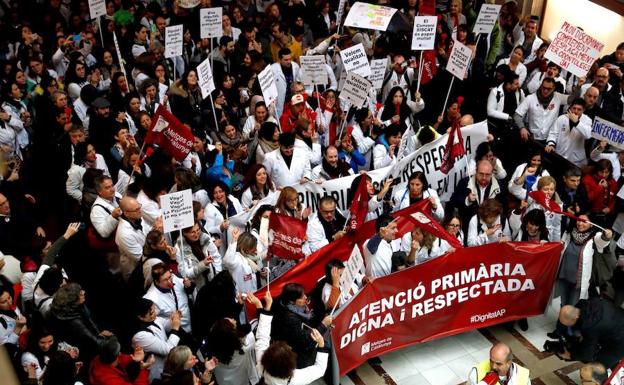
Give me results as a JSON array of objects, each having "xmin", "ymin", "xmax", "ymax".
[
  {"xmin": 467, "ymin": 215, "xmax": 511, "ymax": 246},
  {"xmin": 143, "ymin": 276, "xmax": 192, "ymax": 333},
  {"xmin": 132, "ymin": 317, "xmax": 180, "ymax": 381},
  {"xmin": 90, "ymin": 195, "xmax": 120, "ymax": 238},
  {"xmin": 115, "ymin": 217, "xmax": 151, "ymax": 278}
]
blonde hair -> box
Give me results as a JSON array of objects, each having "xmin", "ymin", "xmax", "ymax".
[
  {"xmin": 536, "ymin": 176, "xmax": 562, "ymax": 204},
  {"xmin": 163, "ymin": 346, "xmax": 192, "ymax": 375}
]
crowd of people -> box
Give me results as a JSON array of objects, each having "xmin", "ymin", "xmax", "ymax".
[{"xmin": 0, "ymin": 0, "xmax": 623, "ymax": 384}]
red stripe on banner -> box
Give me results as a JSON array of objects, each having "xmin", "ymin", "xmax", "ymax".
[{"xmin": 331, "ymin": 241, "xmax": 563, "ymax": 375}]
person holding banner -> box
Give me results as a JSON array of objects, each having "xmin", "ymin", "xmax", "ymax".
[
  {"xmin": 274, "ymin": 186, "xmax": 311, "ymax": 220},
  {"xmin": 467, "ymin": 198, "xmax": 511, "ymax": 246},
  {"xmin": 311, "ymin": 146, "xmax": 352, "ymax": 181},
  {"xmin": 364, "ymin": 214, "xmax": 399, "ymax": 278}
]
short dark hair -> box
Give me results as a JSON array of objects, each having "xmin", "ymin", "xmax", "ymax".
[
  {"xmin": 278, "ymin": 47, "xmax": 292, "ymax": 59},
  {"xmin": 281, "ymin": 283, "xmax": 305, "ymax": 304},
  {"xmin": 219, "ymin": 36, "xmax": 233, "ymax": 47},
  {"xmin": 261, "ymin": 341, "xmax": 297, "ymax": 379},
  {"xmin": 563, "ymin": 166, "xmax": 582, "ymax": 178},
  {"xmin": 278, "ymin": 132, "xmax": 296, "ymax": 147},
  {"xmin": 136, "ymin": 298, "xmax": 154, "ymax": 317},
  {"xmin": 325, "ymin": 259, "xmax": 345, "ymax": 285},
  {"xmin": 354, "ymin": 108, "xmax": 370, "ymax": 124},
  {"xmin": 319, "ymin": 195, "xmax": 336, "ymax": 208},
  {"xmin": 376, "ymin": 214, "xmax": 394, "ymax": 232},
  {"xmin": 570, "ymin": 98, "xmax": 586, "ymax": 108}
]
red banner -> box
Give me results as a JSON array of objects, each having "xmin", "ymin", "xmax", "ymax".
[
  {"xmin": 347, "ymin": 175, "xmax": 369, "ymax": 231},
  {"xmin": 331, "ymin": 242, "xmax": 563, "ymax": 375},
  {"xmin": 440, "ymin": 119, "xmax": 465, "ymax": 174},
  {"xmin": 145, "ymin": 106, "xmax": 194, "ymax": 161},
  {"xmin": 267, "ymin": 213, "xmax": 307, "ymax": 260},
  {"xmin": 406, "ymin": 210, "xmax": 463, "ymax": 249}
]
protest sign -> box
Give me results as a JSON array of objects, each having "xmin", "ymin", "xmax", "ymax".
[
  {"xmin": 591, "ymin": 117, "xmax": 624, "ymax": 150},
  {"xmin": 339, "ymin": 72, "xmax": 371, "ymax": 108},
  {"xmin": 332, "ymin": 242, "xmax": 563, "ymax": 375},
  {"xmin": 446, "ymin": 40, "xmax": 473, "ymax": 80},
  {"xmin": 228, "ymin": 192, "xmax": 279, "ymax": 228},
  {"xmin": 544, "ymin": 21, "xmax": 604, "ymax": 78},
  {"xmin": 336, "ymin": 0, "xmax": 347, "ymax": 30},
  {"xmin": 291, "ymin": 121, "xmax": 488, "ymax": 214},
  {"xmin": 344, "ymin": 2, "xmax": 398, "ymax": 32},
  {"xmin": 300, "ymin": 55, "xmax": 328, "ymax": 85},
  {"xmin": 160, "ymin": 190, "xmax": 194, "ymax": 233},
  {"xmin": 196, "ymin": 58, "xmax": 216, "ymax": 99},
  {"xmin": 340, "ymin": 43, "xmax": 371, "ymax": 78},
  {"xmin": 607, "ymin": 359, "xmax": 624, "ymax": 385},
  {"xmin": 88, "ymin": 0, "xmax": 106, "ymax": 19},
  {"xmin": 369, "ymin": 58, "xmax": 388, "ymax": 90},
  {"xmin": 339, "ymin": 246, "xmax": 365, "ymax": 296},
  {"xmin": 258, "ymin": 65, "xmax": 278, "ymax": 106},
  {"xmin": 200, "ymin": 8, "xmax": 223, "ymax": 39},
  {"xmin": 165, "ymin": 25, "xmax": 184, "ymax": 59},
  {"xmin": 179, "ymin": 0, "xmax": 200, "ymax": 8},
  {"xmin": 268, "ymin": 213, "xmax": 308, "ymax": 260},
  {"xmin": 472, "ymin": 4, "xmax": 501, "ymax": 34},
  {"xmin": 411, "ymin": 16, "xmax": 437, "ymax": 50}
]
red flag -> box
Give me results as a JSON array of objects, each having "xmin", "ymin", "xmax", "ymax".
[
  {"xmin": 406, "ymin": 210, "xmax": 463, "ymax": 249},
  {"xmin": 144, "ymin": 106, "xmax": 194, "ymax": 161},
  {"xmin": 419, "ymin": 0, "xmax": 437, "ymax": 85},
  {"xmin": 420, "ymin": 0, "xmax": 435, "ymax": 15},
  {"xmin": 267, "ymin": 213, "xmax": 307, "ymax": 260},
  {"xmin": 440, "ymin": 119, "xmax": 465, "ymax": 174},
  {"xmin": 347, "ymin": 175, "xmax": 370, "ymax": 231},
  {"xmin": 528, "ymin": 190, "xmax": 583, "ymax": 221}
]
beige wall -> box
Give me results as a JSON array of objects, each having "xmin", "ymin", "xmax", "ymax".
[{"xmin": 540, "ymin": 0, "xmax": 624, "ymax": 55}]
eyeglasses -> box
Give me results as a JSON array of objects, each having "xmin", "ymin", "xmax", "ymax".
[{"xmin": 447, "ymin": 224, "xmax": 461, "ymax": 228}]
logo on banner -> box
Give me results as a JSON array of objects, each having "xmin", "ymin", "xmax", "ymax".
[
  {"xmin": 360, "ymin": 342, "xmax": 370, "ymax": 355},
  {"xmin": 411, "ymin": 212, "xmax": 431, "ymax": 224},
  {"xmin": 153, "ymin": 115, "xmax": 169, "ymax": 133}
]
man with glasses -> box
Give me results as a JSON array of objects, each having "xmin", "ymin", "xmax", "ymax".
[
  {"xmin": 144, "ymin": 263, "xmax": 192, "ymax": 334},
  {"xmin": 306, "ymin": 195, "xmax": 346, "ymax": 253}
]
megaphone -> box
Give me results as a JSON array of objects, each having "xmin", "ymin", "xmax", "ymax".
[{"xmin": 468, "ymin": 368, "xmax": 500, "ymax": 385}]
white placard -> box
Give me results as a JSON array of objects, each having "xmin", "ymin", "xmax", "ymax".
[
  {"xmin": 88, "ymin": 0, "xmax": 106, "ymax": 19},
  {"xmin": 196, "ymin": 58, "xmax": 216, "ymax": 99},
  {"xmin": 258, "ymin": 65, "xmax": 278, "ymax": 107},
  {"xmin": 369, "ymin": 58, "xmax": 388, "ymax": 90},
  {"xmin": 165, "ymin": 25, "xmax": 184, "ymax": 59},
  {"xmin": 446, "ymin": 41, "xmax": 473, "ymax": 80},
  {"xmin": 336, "ymin": 0, "xmax": 347, "ymax": 28},
  {"xmin": 473, "ymin": 4, "xmax": 501, "ymax": 34},
  {"xmin": 340, "ymin": 43, "xmax": 371, "ymax": 78},
  {"xmin": 339, "ymin": 246, "xmax": 364, "ymax": 295},
  {"xmin": 591, "ymin": 117, "xmax": 624, "ymax": 151},
  {"xmin": 339, "ymin": 72, "xmax": 371, "ymax": 108},
  {"xmin": 544, "ymin": 21, "xmax": 605, "ymax": 78},
  {"xmin": 160, "ymin": 189, "xmax": 194, "ymax": 233},
  {"xmin": 300, "ymin": 55, "xmax": 328, "ymax": 85},
  {"xmin": 412, "ymin": 16, "xmax": 437, "ymax": 50},
  {"xmin": 344, "ymin": 2, "xmax": 398, "ymax": 32},
  {"xmin": 200, "ymin": 8, "xmax": 223, "ymax": 39}
]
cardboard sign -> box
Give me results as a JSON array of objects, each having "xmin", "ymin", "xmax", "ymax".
[
  {"xmin": 88, "ymin": 0, "xmax": 106, "ymax": 19},
  {"xmin": 340, "ymin": 43, "xmax": 371, "ymax": 78},
  {"xmin": 369, "ymin": 58, "xmax": 388, "ymax": 90},
  {"xmin": 179, "ymin": 0, "xmax": 200, "ymax": 8},
  {"xmin": 160, "ymin": 189, "xmax": 194, "ymax": 233},
  {"xmin": 446, "ymin": 41, "xmax": 473, "ymax": 80},
  {"xmin": 344, "ymin": 1, "xmax": 398, "ymax": 32},
  {"xmin": 591, "ymin": 117, "xmax": 624, "ymax": 150},
  {"xmin": 200, "ymin": 7, "xmax": 223, "ymax": 39},
  {"xmin": 196, "ymin": 58, "xmax": 216, "ymax": 99},
  {"xmin": 339, "ymin": 72, "xmax": 371, "ymax": 108},
  {"xmin": 473, "ymin": 4, "xmax": 501, "ymax": 34},
  {"xmin": 339, "ymin": 246, "xmax": 365, "ymax": 296},
  {"xmin": 544, "ymin": 21, "xmax": 605, "ymax": 78},
  {"xmin": 165, "ymin": 25, "xmax": 184, "ymax": 59},
  {"xmin": 258, "ymin": 65, "xmax": 278, "ymax": 106},
  {"xmin": 300, "ymin": 55, "xmax": 328, "ymax": 85},
  {"xmin": 412, "ymin": 16, "xmax": 437, "ymax": 50}
]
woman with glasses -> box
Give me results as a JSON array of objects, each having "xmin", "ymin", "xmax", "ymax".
[{"xmin": 443, "ymin": 213, "xmax": 465, "ymax": 246}]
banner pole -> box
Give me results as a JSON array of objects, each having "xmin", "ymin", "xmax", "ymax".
[
  {"xmin": 441, "ymin": 77, "xmax": 455, "ymax": 118},
  {"xmin": 416, "ymin": 50, "xmax": 424, "ymax": 94},
  {"xmin": 178, "ymin": 229, "xmax": 184, "ymax": 261},
  {"xmin": 273, "ymin": 100, "xmax": 283, "ymax": 133},
  {"xmin": 210, "ymin": 38, "xmax": 214, "ymax": 74},
  {"xmin": 209, "ymin": 93, "xmax": 220, "ymax": 132},
  {"xmin": 266, "ymin": 259, "xmax": 270, "ymax": 292},
  {"xmin": 336, "ymin": 102, "xmax": 351, "ymax": 141},
  {"xmin": 315, "ymin": 84, "xmax": 327, "ymax": 141},
  {"xmin": 97, "ymin": 17, "xmax": 104, "ymax": 49},
  {"xmin": 173, "ymin": 60, "xmax": 177, "ymax": 81}
]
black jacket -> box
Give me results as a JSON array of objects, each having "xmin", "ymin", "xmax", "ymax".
[{"xmin": 601, "ymin": 86, "xmax": 623, "ymax": 125}]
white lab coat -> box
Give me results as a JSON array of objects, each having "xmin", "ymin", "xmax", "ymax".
[
  {"xmin": 136, "ymin": 190, "xmax": 161, "ymax": 228},
  {"xmin": 507, "ymin": 163, "xmax": 549, "ymax": 201},
  {"xmin": 175, "ymin": 233, "xmax": 222, "ymax": 294},
  {"xmin": 115, "ymin": 217, "xmax": 151, "ymax": 279},
  {"xmin": 294, "ymin": 138, "xmax": 322, "ymax": 167},
  {"xmin": 223, "ymin": 241, "xmax": 259, "ymax": 294},
  {"xmin": 372, "ymin": 143, "xmax": 397, "ymax": 170},
  {"xmin": 467, "ymin": 215, "xmax": 511, "ymax": 246},
  {"xmin": 306, "ymin": 214, "xmax": 331, "ymax": 254},
  {"xmin": 487, "ymin": 84, "xmax": 525, "ymax": 121},
  {"xmin": 143, "ymin": 275, "xmax": 192, "ymax": 333},
  {"xmin": 270, "ymin": 61, "xmax": 302, "ymax": 118},
  {"xmin": 90, "ymin": 196, "xmax": 120, "ymax": 238},
  {"xmin": 515, "ymin": 92, "xmax": 568, "ymax": 141},
  {"xmin": 350, "ymin": 122, "xmax": 375, "ymax": 170},
  {"xmin": 496, "ymin": 58, "xmax": 527, "ymax": 85},
  {"xmin": 131, "ymin": 317, "xmax": 180, "ymax": 381},
  {"xmin": 513, "ymin": 34, "xmax": 544, "ymax": 63},
  {"xmin": 263, "ymin": 148, "xmax": 312, "ymax": 188},
  {"xmin": 364, "ymin": 237, "xmax": 395, "ymax": 278},
  {"xmin": 392, "ymin": 187, "xmax": 444, "ymax": 221}
]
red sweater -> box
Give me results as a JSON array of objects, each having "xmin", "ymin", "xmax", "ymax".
[
  {"xmin": 89, "ymin": 354, "xmax": 149, "ymax": 385},
  {"xmin": 582, "ymin": 173, "xmax": 617, "ymax": 213}
]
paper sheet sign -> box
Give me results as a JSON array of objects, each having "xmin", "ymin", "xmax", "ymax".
[
  {"xmin": 344, "ymin": 2, "xmax": 398, "ymax": 32},
  {"xmin": 446, "ymin": 41, "xmax": 473, "ymax": 80},
  {"xmin": 369, "ymin": 58, "xmax": 388, "ymax": 90},
  {"xmin": 339, "ymin": 72, "xmax": 371, "ymax": 108},
  {"xmin": 472, "ymin": 4, "xmax": 501, "ymax": 34},
  {"xmin": 196, "ymin": 58, "xmax": 216, "ymax": 99},
  {"xmin": 591, "ymin": 117, "xmax": 624, "ymax": 151},
  {"xmin": 300, "ymin": 55, "xmax": 328, "ymax": 85},
  {"xmin": 544, "ymin": 21, "xmax": 604, "ymax": 78},
  {"xmin": 339, "ymin": 246, "xmax": 364, "ymax": 296},
  {"xmin": 336, "ymin": 0, "xmax": 347, "ymax": 29},
  {"xmin": 258, "ymin": 65, "xmax": 278, "ymax": 106},
  {"xmin": 412, "ymin": 16, "xmax": 437, "ymax": 50},
  {"xmin": 88, "ymin": 0, "xmax": 106, "ymax": 19},
  {"xmin": 340, "ymin": 43, "xmax": 371, "ymax": 78},
  {"xmin": 200, "ymin": 8, "xmax": 223, "ymax": 39},
  {"xmin": 165, "ymin": 25, "xmax": 184, "ymax": 59},
  {"xmin": 160, "ymin": 189, "xmax": 194, "ymax": 233}
]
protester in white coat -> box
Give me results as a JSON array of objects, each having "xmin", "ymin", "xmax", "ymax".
[
  {"xmin": 508, "ymin": 150, "xmax": 550, "ymax": 201},
  {"xmin": 203, "ymin": 181, "xmax": 244, "ymax": 253},
  {"xmin": 223, "ymin": 230, "xmax": 266, "ymax": 295},
  {"xmin": 115, "ymin": 197, "xmax": 155, "ymax": 279},
  {"xmin": 176, "ymin": 223, "xmax": 222, "ymax": 296},
  {"xmin": 271, "ymin": 49, "xmax": 301, "ymax": 118},
  {"xmin": 545, "ymin": 99, "xmax": 593, "ymax": 167},
  {"xmin": 467, "ymin": 199, "xmax": 511, "ymax": 246},
  {"xmin": 392, "ymin": 172, "xmax": 444, "ymax": 221},
  {"xmin": 143, "ymin": 263, "xmax": 192, "ymax": 333},
  {"xmin": 372, "ymin": 124, "xmax": 401, "ymax": 170},
  {"xmin": 263, "ymin": 132, "xmax": 312, "ymax": 188},
  {"xmin": 364, "ymin": 215, "xmax": 398, "ymax": 278},
  {"xmin": 90, "ymin": 175, "xmax": 121, "ymax": 239}
]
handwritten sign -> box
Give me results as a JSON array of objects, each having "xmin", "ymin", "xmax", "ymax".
[
  {"xmin": 344, "ymin": 2, "xmax": 398, "ymax": 32},
  {"xmin": 340, "ymin": 43, "xmax": 371, "ymax": 78},
  {"xmin": 88, "ymin": 0, "xmax": 106, "ymax": 19},
  {"xmin": 412, "ymin": 16, "xmax": 437, "ymax": 50},
  {"xmin": 473, "ymin": 4, "xmax": 501, "ymax": 34},
  {"xmin": 591, "ymin": 117, "xmax": 624, "ymax": 150},
  {"xmin": 544, "ymin": 21, "xmax": 604, "ymax": 78},
  {"xmin": 369, "ymin": 58, "xmax": 388, "ymax": 90},
  {"xmin": 446, "ymin": 41, "xmax": 473, "ymax": 80},
  {"xmin": 196, "ymin": 58, "xmax": 216, "ymax": 99},
  {"xmin": 165, "ymin": 25, "xmax": 184, "ymax": 59},
  {"xmin": 339, "ymin": 246, "xmax": 364, "ymax": 296},
  {"xmin": 160, "ymin": 189, "xmax": 194, "ymax": 233},
  {"xmin": 339, "ymin": 72, "xmax": 371, "ymax": 108},
  {"xmin": 258, "ymin": 65, "xmax": 278, "ymax": 106},
  {"xmin": 300, "ymin": 55, "xmax": 328, "ymax": 85},
  {"xmin": 200, "ymin": 7, "xmax": 223, "ymax": 39}
]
